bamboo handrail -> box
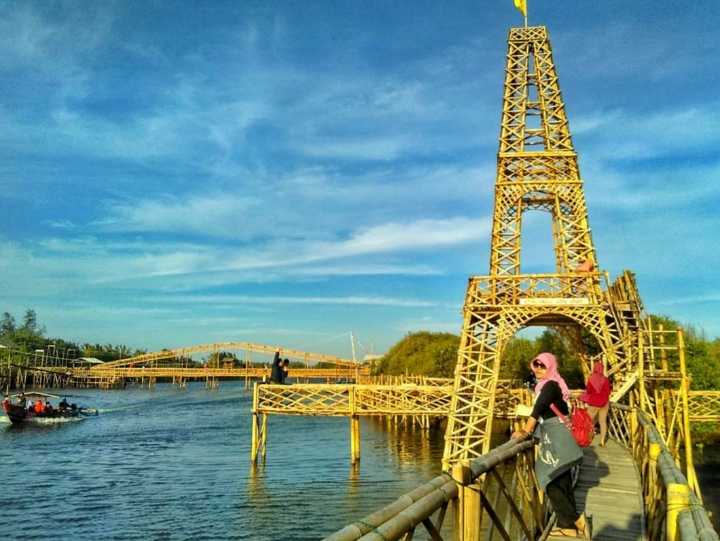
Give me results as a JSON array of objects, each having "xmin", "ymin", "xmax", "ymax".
[
  {"xmin": 632, "ymin": 412, "xmax": 720, "ymax": 541},
  {"xmin": 326, "ymin": 404, "xmax": 719, "ymax": 541},
  {"xmin": 323, "ymin": 439, "xmax": 534, "ymax": 541}
]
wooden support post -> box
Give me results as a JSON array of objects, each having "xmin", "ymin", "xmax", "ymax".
[
  {"xmin": 452, "ymin": 460, "xmax": 481, "ymax": 541},
  {"xmin": 648, "ymin": 442, "xmax": 661, "ymax": 517},
  {"xmin": 348, "ymin": 385, "xmax": 360, "ymax": 464},
  {"xmin": 677, "ymin": 330, "xmax": 699, "ymax": 496},
  {"xmin": 666, "ymin": 482, "xmax": 690, "ymax": 541},
  {"xmin": 261, "ymin": 413, "xmax": 268, "ymax": 459},
  {"xmin": 251, "ymin": 413, "xmax": 260, "ymax": 463},
  {"xmin": 350, "ymin": 415, "xmax": 361, "ymax": 464},
  {"xmin": 251, "ymin": 383, "xmax": 260, "ymax": 462}
]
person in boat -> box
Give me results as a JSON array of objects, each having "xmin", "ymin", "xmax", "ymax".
[
  {"xmin": 2, "ymin": 395, "xmax": 9, "ymax": 410},
  {"xmin": 270, "ymin": 351, "xmax": 284, "ymax": 383},
  {"xmin": 45, "ymin": 400, "xmax": 54, "ymax": 416},
  {"xmin": 59, "ymin": 397, "xmax": 69, "ymax": 411},
  {"xmin": 18, "ymin": 393, "xmax": 27, "ymax": 408},
  {"xmin": 511, "ymin": 352, "xmax": 588, "ymax": 538},
  {"xmin": 34, "ymin": 399, "xmax": 45, "ymax": 415}
]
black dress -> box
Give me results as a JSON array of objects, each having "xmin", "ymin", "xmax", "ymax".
[{"xmin": 532, "ymin": 380, "xmax": 580, "ymax": 529}]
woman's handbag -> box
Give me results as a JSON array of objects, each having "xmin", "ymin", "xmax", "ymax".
[
  {"xmin": 533, "ymin": 417, "xmax": 583, "ymax": 490},
  {"xmin": 550, "ymin": 403, "xmax": 594, "ymax": 448}
]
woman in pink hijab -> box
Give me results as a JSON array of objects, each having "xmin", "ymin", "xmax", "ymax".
[
  {"xmin": 580, "ymin": 361, "xmax": 611, "ymax": 446},
  {"xmin": 512, "ymin": 352, "xmax": 587, "ymax": 537}
]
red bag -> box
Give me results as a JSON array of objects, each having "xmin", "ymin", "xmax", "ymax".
[{"xmin": 550, "ymin": 403, "xmax": 594, "ymax": 448}]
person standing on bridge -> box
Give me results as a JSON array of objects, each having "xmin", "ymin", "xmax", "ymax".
[
  {"xmin": 281, "ymin": 358, "xmax": 290, "ymax": 383},
  {"xmin": 580, "ymin": 361, "xmax": 611, "ymax": 447},
  {"xmin": 512, "ymin": 352, "xmax": 588, "ymax": 538},
  {"xmin": 270, "ymin": 351, "xmax": 285, "ymax": 383}
]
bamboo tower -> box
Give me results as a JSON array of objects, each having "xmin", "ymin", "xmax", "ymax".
[{"xmin": 442, "ymin": 26, "xmax": 642, "ymax": 469}]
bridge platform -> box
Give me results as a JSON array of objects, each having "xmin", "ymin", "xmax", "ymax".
[{"xmin": 549, "ymin": 438, "xmax": 644, "ymax": 541}]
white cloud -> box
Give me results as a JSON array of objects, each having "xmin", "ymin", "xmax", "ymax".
[
  {"xmin": 575, "ymin": 104, "xmax": 720, "ymax": 160},
  {"xmin": 654, "ymin": 294, "xmax": 720, "ymax": 307},
  {"xmin": 98, "ymin": 193, "xmax": 260, "ymax": 237},
  {"xmin": 0, "ymin": 215, "xmax": 485, "ymax": 298},
  {"xmin": 331, "ymin": 217, "xmax": 489, "ymax": 256},
  {"xmin": 294, "ymin": 263, "xmax": 441, "ymax": 277},
  {"xmin": 584, "ymin": 159, "xmax": 720, "ymax": 211},
  {"xmin": 294, "ymin": 134, "xmax": 415, "ymax": 161},
  {"xmin": 147, "ymin": 294, "xmax": 436, "ymax": 308}
]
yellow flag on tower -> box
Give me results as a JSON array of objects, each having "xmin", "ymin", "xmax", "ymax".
[{"xmin": 513, "ymin": 0, "xmax": 527, "ymax": 17}]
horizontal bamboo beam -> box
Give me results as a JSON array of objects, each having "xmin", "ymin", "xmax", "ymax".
[
  {"xmin": 71, "ymin": 367, "xmax": 368, "ymax": 379},
  {"xmin": 95, "ymin": 341, "xmax": 358, "ymax": 369}
]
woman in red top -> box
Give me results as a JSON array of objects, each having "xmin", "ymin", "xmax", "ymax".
[{"xmin": 580, "ymin": 361, "xmax": 611, "ymax": 446}]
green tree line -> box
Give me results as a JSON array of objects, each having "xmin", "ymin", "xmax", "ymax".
[
  {"xmin": 0, "ymin": 308, "xmax": 144, "ymax": 362},
  {"xmin": 0, "ymin": 309, "xmax": 298, "ymax": 368},
  {"xmin": 374, "ymin": 315, "xmax": 720, "ymax": 391}
]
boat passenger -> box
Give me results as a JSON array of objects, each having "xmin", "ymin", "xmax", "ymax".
[
  {"xmin": 59, "ymin": 397, "xmax": 69, "ymax": 411},
  {"xmin": 45, "ymin": 401, "xmax": 54, "ymax": 416},
  {"xmin": 34, "ymin": 399, "xmax": 45, "ymax": 415},
  {"xmin": 18, "ymin": 393, "xmax": 27, "ymax": 408}
]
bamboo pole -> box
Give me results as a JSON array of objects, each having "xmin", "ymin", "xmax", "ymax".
[
  {"xmin": 666, "ymin": 483, "xmax": 690, "ymax": 541},
  {"xmin": 261, "ymin": 413, "xmax": 268, "ymax": 459},
  {"xmin": 350, "ymin": 416, "xmax": 360, "ymax": 464},
  {"xmin": 677, "ymin": 330, "xmax": 699, "ymax": 498},
  {"xmin": 251, "ymin": 383, "xmax": 260, "ymax": 462}
]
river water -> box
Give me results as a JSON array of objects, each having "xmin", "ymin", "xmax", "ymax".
[
  {"xmin": 1, "ymin": 382, "xmax": 446, "ymax": 540},
  {"xmin": 2, "ymin": 382, "xmax": 718, "ymax": 539}
]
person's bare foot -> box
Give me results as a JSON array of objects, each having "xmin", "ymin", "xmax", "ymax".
[
  {"xmin": 550, "ymin": 527, "xmax": 580, "ymax": 537},
  {"xmin": 575, "ymin": 514, "xmax": 590, "ymax": 539}
]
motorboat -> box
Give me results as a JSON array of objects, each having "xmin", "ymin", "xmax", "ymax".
[{"xmin": 2, "ymin": 391, "xmax": 97, "ymax": 426}]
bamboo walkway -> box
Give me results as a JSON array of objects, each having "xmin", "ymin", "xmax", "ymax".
[{"xmin": 548, "ymin": 437, "xmax": 644, "ymax": 541}]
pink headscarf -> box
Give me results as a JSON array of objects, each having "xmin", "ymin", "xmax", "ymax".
[
  {"xmin": 587, "ymin": 361, "xmax": 608, "ymax": 393},
  {"xmin": 532, "ymin": 352, "xmax": 570, "ymax": 401}
]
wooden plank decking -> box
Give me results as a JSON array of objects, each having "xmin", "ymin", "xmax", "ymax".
[{"xmin": 548, "ymin": 437, "xmax": 645, "ymax": 540}]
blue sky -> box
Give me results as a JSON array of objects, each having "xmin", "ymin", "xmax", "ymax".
[{"xmin": 1, "ymin": 1, "xmax": 718, "ymax": 358}]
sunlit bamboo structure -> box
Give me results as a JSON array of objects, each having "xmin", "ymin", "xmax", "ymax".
[
  {"xmin": 325, "ymin": 23, "xmax": 717, "ymax": 541},
  {"xmin": 324, "ymin": 403, "xmax": 718, "ymax": 541},
  {"xmin": 0, "ymin": 342, "xmax": 368, "ymax": 391},
  {"xmin": 250, "ymin": 380, "xmax": 456, "ymax": 464},
  {"xmin": 444, "ymin": 25, "xmax": 634, "ymax": 469},
  {"xmin": 434, "ymin": 24, "xmax": 706, "ymax": 539},
  {"xmin": 94, "ymin": 341, "xmax": 359, "ymax": 369}
]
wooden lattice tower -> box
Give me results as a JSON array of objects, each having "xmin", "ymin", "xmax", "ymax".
[{"xmin": 442, "ymin": 26, "xmax": 644, "ymax": 470}]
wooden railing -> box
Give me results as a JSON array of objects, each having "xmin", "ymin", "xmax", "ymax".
[
  {"xmin": 325, "ymin": 403, "xmax": 719, "ymax": 541},
  {"xmin": 465, "ymin": 272, "xmax": 604, "ymax": 307},
  {"xmin": 323, "ymin": 439, "xmax": 543, "ymax": 541},
  {"xmin": 608, "ymin": 404, "xmax": 718, "ymax": 541},
  {"xmin": 688, "ymin": 390, "xmax": 720, "ymax": 421}
]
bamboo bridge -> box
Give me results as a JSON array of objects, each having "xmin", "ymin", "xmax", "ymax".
[{"xmin": 0, "ymin": 341, "xmax": 368, "ymax": 390}]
